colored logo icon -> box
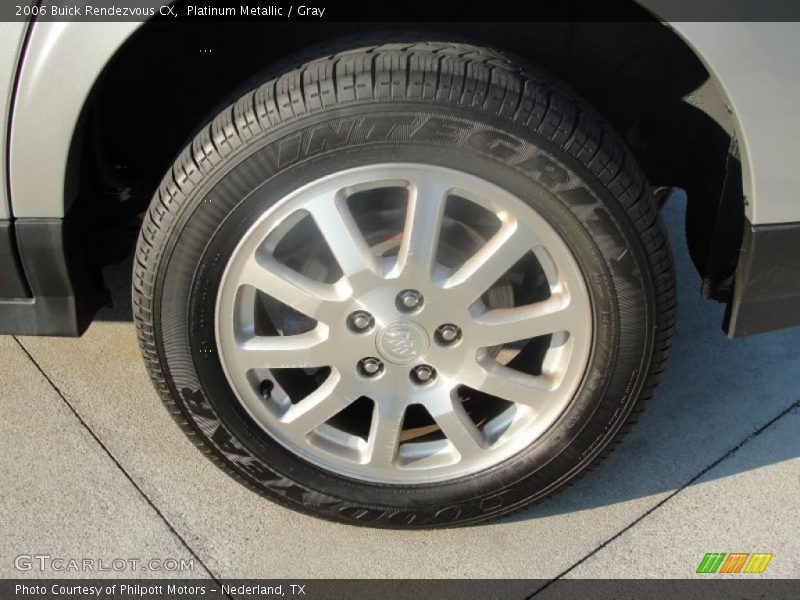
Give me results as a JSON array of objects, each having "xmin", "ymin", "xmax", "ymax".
[{"xmin": 696, "ymin": 552, "xmax": 773, "ymax": 574}]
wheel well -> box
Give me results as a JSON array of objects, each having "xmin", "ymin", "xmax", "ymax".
[{"xmin": 72, "ymin": 18, "xmax": 742, "ymax": 295}]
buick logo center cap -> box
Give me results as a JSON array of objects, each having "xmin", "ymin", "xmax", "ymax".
[{"xmin": 376, "ymin": 320, "xmax": 430, "ymax": 364}]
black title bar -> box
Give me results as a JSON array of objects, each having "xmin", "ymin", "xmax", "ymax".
[
  {"xmin": 4, "ymin": 0, "xmax": 800, "ymax": 23},
  {"xmin": 3, "ymin": 579, "xmax": 800, "ymax": 600}
]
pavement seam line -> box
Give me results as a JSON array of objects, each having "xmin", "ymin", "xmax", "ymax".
[
  {"xmin": 528, "ymin": 397, "xmax": 800, "ymax": 596},
  {"xmin": 12, "ymin": 335, "xmax": 231, "ymax": 593}
]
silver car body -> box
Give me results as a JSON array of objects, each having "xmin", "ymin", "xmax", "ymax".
[{"xmin": 2, "ymin": 20, "xmax": 800, "ymax": 224}]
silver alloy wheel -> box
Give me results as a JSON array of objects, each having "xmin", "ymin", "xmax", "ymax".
[{"xmin": 215, "ymin": 164, "xmax": 592, "ymax": 484}]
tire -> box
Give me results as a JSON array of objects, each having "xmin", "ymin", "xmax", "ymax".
[{"xmin": 133, "ymin": 42, "xmax": 675, "ymax": 528}]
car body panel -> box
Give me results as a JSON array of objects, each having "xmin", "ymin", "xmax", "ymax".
[
  {"xmin": 0, "ymin": 20, "xmax": 31, "ymax": 220},
  {"xmin": 666, "ymin": 21, "xmax": 800, "ymax": 225},
  {"xmin": 7, "ymin": 21, "xmax": 141, "ymax": 219}
]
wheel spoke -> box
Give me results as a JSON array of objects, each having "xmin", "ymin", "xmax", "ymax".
[
  {"xmin": 234, "ymin": 329, "xmax": 330, "ymax": 370},
  {"xmin": 241, "ymin": 255, "xmax": 343, "ymax": 319},
  {"xmin": 465, "ymin": 360, "xmax": 555, "ymax": 411},
  {"xmin": 280, "ymin": 372, "xmax": 353, "ymax": 435},
  {"xmin": 473, "ymin": 294, "xmax": 574, "ymax": 346},
  {"xmin": 393, "ymin": 178, "xmax": 449, "ymax": 278},
  {"xmin": 364, "ymin": 402, "xmax": 406, "ymax": 468},
  {"xmin": 443, "ymin": 220, "xmax": 532, "ymax": 301},
  {"xmin": 428, "ymin": 391, "xmax": 485, "ymax": 460},
  {"xmin": 308, "ymin": 193, "xmax": 379, "ymax": 286}
]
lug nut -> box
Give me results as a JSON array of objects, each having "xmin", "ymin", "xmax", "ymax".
[
  {"xmin": 437, "ymin": 324, "xmax": 461, "ymax": 345},
  {"xmin": 359, "ymin": 357, "xmax": 384, "ymax": 377},
  {"xmin": 397, "ymin": 289, "xmax": 423, "ymax": 312},
  {"xmin": 411, "ymin": 364, "xmax": 436, "ymax": 384},
  {"xmin": 348, "ymin": 310, "xmax": 374, "ymax": 333}
]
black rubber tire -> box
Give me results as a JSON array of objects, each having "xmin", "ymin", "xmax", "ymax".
[{"xmin": 133, "ymin": 42, "xmax": 675, "ymax": 528}]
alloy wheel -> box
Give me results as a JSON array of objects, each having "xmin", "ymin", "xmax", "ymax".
[{"xmin": 216, "ymin": 163, "xmax": 592, "ymax": 484}]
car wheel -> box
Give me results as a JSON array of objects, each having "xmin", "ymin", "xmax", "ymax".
[{"xmin": 133, "ymin": 42, "xmax": 675, "ymax": 528}]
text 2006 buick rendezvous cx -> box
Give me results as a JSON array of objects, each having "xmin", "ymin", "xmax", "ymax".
[{"xmin": 2, "ymin": 3, "xmax": 799, "ymax": 527}]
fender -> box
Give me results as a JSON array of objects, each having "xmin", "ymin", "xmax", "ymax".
[
  {"xmin": 8, "ymin": 21, "xmax": 142, "ymax": 218},
  {"xmin": 664, "ymin": 21, "xmax": 800, "ymax": 225},
  {"xmin": 0, "ymin": 20, "xmax": 30, "ymax": 220}
]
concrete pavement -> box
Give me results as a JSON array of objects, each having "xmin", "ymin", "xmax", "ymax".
[
  {"xmin": 1, "ymin": 194, "xmax": 798, "ymax": 580},
  {"xmin": 0, "ymin": 336, "xmax": 206, "ymax": 579}
]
